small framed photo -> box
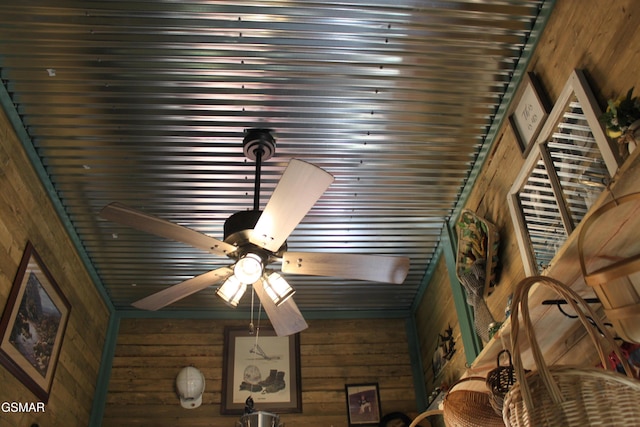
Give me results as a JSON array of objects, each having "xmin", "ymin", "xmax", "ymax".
[
  {"xmin": 345, "ymin": 383, "xmax": 381, "ymax": 426},
  {"xmin": 0, "ymin": 242, "xmax": 71, "ymax": 403},
  {"xmin": 221, "ymin": 326, "xmax": 302, "ymax": 415},
  {"xmin": 509, "ymin": 71, "xmax": 551, "ymax": 157}
]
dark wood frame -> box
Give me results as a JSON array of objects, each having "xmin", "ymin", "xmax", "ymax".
[
  {"xmin": 0, "ymin": 242, "xmax": 71, "ymax": 403},
  {"xmin": 345, "ymin": 383, "xmax": 382, "ymax": 426},
  {"xmin": 509, "ymin": 71, "xmax": 552, "ymax": 157},
  {"xmin": 221, "ymin": 326, "xmax": 301, "ymax": 415}
]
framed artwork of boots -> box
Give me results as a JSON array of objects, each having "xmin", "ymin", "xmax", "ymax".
[{"xmin": 221, "ymin": 326, "xmax": 301, "ymax": 415}]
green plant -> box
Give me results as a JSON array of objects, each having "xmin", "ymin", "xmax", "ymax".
[{"xmin": 600, "ymin": 87, "xmax": 640, "ymax": 139}]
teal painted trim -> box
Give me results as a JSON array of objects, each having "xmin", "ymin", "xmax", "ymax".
[
  {"xmin": 406, "ymin": 316, "xmax": 428, "ymax": 411},
  {"xmin": 410, "ymin": 244, "xmax": 444, "ymax": 313},
  {"xmin": 117, "ymin": 308, "xmax": 410, "ymax": 320},
  {"xmin": 442, "ymin": 224, "xmax": 481, "ymax": 364},
  {"xmin": 0, "ymin": 81, "xmax": 114, "ymax": 313},
  {"xmin": 449, "ymin": 0, "xmax": 557, "ymax": 227},
  {"xmin": 88, "ymin": 313, "xmax": 120, "ymax": 427}
]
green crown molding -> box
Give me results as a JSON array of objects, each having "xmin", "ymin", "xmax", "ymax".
[{"xmin": 450, "ymin": 0, "xmax": 557, "ymax": 227}]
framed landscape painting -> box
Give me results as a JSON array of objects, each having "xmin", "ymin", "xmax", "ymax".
[{"xmin": 0, "ymin": 242, "xmax": 70, "ymax": 402}]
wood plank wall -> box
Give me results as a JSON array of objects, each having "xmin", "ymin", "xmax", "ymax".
[
  {"xmin": 415, "ymin": 0, "xmax": 640, "ymax": 404},
  {"xmin": 0, "ymin": 107, "xmax": 111, "ymax": 426},
  {"xmin": 103, "ymin": 317, "xmax": 417, "ymax": 427},
  {"xmin": 414, "ymin": 257, "xmax": 467, "ymax": 393}
]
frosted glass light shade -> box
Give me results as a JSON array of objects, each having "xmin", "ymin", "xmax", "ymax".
[
  {"xmin": 216, "ymin": 275, "xmax": 247, "ymax": 307},
  {"xmin": 263, "ymin": 271, "xmax": 295, "ymax": 306},
  {"xmin": 234, "ymin": 253, "xmax": 264, "ymax": 284}
]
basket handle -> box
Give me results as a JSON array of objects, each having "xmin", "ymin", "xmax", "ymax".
[
  {"xmin": 496, "ymin": 349, "xmax": 512, "ymax": 368},
  {"xmin": 409, "ymin": 409, "xmax": 443, "ymax": 427},
  {"xmin": 509, "ymin": 276, "xmax": 634, "ymax": 413},
  {"xmin": 578, "ymin": 192, "xmax": 640, "ymax": 283}
]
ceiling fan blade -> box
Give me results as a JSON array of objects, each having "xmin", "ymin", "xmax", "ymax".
[
  {"xmin": 282, "ymin": 252, "xmax": 410, "ymax": 284},
  {"xmin": 251, "ymin": 159, "xmax": 334, "ymax": 252},
  {"xmin": 100, "ymin": 202, "xmax": 236, "ymax": 257},
  {"xmin": 132, "ymin": 267, "xmax": 233, "ymax": 311},
  {"xmin": 253, "ymin": 279, "xmax": 308, "ymax": 337}
]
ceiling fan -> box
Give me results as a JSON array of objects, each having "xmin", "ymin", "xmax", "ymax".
[{"xmin": 100, "ymin": 129, "xmax": 410, "ymax": 336}]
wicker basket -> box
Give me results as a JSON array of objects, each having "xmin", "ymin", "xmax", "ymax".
[
  {"xmin": 442, "ymin": 376, "xmax": 505, "ymax": 427},
  {"xmin": 456, "ymin": 209, "xmax": 500, "ymax": 298},
  {"xmin": 486, "ymin": 350, "xmax": 516, "ymax": 415},
  {"xmin": 578, "ymin": 192, "xmax": 640, "ymax": 344},
  {"xmin": 503, "ymin": 276, "xmax": 640, "ymax": 427},
  {"xmin": 409, "ymin": 409, "xmax": 441, "ymax": 427}
]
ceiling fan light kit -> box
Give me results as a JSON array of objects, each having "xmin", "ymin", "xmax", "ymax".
[
  {"xmin": 233, "ymin": 253, "xmax": 264, "ymax": 284},
  {"xmin": 262, "ymin": 271, "xmax": 296, "ymax": 306},
  {"xmin": 215, "ymin": 275, "xmax": 247, "ymax": 308},
  {"xmin": 101, "ymin": 129, "xmax": 410, "ymax": 336}
]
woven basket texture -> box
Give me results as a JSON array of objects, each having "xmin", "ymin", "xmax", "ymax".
[
  {"xmin": 486, "ymin": 350, "xmax": 516, "ymax": 415},
  {"xmin": 442, "ymin": 377, "xmax": 505, "ymax": 427},
  {"xmin": 504, "ymin": 367, "xmax": 640, "ymax": 426},
  {"xmin": 503, "ymin": 276, "xmax": 640, "ymax": 427}
]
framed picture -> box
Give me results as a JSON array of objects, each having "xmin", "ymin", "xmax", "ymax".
[
  {"xmin": 345, "ymin": 383, "xmax": 381, "ymax": 426},
  {"xmin": 0, "ymin": 242, "xmax": 71, "ymax": 403},
  {"xmin": 221, "ymin": 326, "xmax": 301, "ymax": 415},
  {"xmin": 509, "ymin": 71, "xmax": 551, "ymax": 157}
]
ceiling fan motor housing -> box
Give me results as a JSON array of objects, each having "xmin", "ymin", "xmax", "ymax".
[{"xmin": 223, "ymin": 210, "xmax": 287, "ymax": 260}]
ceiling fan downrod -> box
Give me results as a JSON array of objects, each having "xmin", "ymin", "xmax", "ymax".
[
  {"xmin": 223, "ymin": 128, "xmax": 284, "ymax": 254},
  {"xmin": 243, "ymin": 128, "xmax": 276, "ymax": 212}
]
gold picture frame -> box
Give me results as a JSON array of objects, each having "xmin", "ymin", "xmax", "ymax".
[{"xmin": 0, "ymin": 242, "xmax": 71, "ymax": 403}]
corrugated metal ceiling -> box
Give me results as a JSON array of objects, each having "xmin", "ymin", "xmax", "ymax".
[{"xmin": 0, "ymin": 0, "xmax": 551, "ymax": 317}]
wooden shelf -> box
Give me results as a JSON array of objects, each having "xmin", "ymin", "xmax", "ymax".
[{"xmin": 467, "ymin": 148, "xmax": 640, "ymax": 378}]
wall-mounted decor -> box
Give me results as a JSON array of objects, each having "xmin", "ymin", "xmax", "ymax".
[
  {"xmin": 345, "ymin": 383, "xmax": 381, "ymax": 426},
  {"xmin": 432, "ymin": 325, "xmax": 456, "ymax": 379},
  {"xmin": 456, "ymin": 210, "xmax": 500, "ymax": 342},
  {"xmin": 508, "ymin": 69, "xmax": 622, "ymax": 275},
  {"xmin": 0, "ymin": 241, "xmax": 71, "ymax": 403},
  {"xmin": 221, "ymin": 326, "xmax": 301, "ymax": 415},
  {"xmin": 509, "ymin": 71, "xmax": 552, "ymax": 157}
]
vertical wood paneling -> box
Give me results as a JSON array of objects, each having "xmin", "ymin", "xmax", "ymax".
[
  {"xmin": 103, "ymin": 317, "xmax": 417, "ymax": 427},
  {"xmin": 414, "ymin": 257, "xmax": 467, "ymax": 393},
  {"xmin": 0, "ymin": 107, "xmax": 110, "ymax": 426}
]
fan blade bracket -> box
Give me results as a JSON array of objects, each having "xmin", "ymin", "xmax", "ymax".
[{"xmin": 282, "ymin": 252, "xmax": 410, "ymax": 285}]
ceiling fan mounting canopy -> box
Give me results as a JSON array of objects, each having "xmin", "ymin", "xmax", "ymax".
[
  {"xmin": 100, "ymin": 128, "xmax": 410, "ymax": 336},
  {"xmin": 243, "ymin": 128, "xmax": 275, "ymax": 161}
]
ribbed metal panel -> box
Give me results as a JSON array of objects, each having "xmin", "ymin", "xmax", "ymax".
[{"xmin": 0, "ymin": 0, "xmax": 548, "ymax": 314}]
